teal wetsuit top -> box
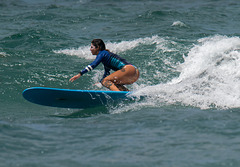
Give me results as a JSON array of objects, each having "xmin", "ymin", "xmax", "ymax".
[{"xmin": 79, "ymin": 50, "xmax": 130, "ymax": 82}]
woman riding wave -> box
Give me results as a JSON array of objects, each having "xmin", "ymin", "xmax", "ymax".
[{"xmin": 69, "ymin": 39, "xmax": 140, "ymax": 91}]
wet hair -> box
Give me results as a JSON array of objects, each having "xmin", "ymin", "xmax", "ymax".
[{"xmin": 91, "ymin": 39, "xmax": 106, "ymax": 51}]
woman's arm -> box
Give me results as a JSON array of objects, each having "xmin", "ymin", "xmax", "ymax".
[
  {"xmin": 79, "ymin": 53, "xmax": 104, "ymax": 76},
  {"xmin": 69, "ymin": 51, "xmax": 105, "ymax": 82},
  {"xmin": 69, "ymin": 73, "xmax": 81, "ymax": 82}
]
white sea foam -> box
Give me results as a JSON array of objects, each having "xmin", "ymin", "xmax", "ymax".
[
  {"xmin": 171, "ymin": 21, "xmax": 188, "ymax": 27},
  {"xmin": 134, "ymin": 35, "xmax": 240, "ymax": 110},
  {"xmin": 53, "ymin": 36, "xmax": 170, "ymax": 59},
  {"xmin": 0, "ymin": 52, "xmax": 8, "ymax": 57},
  {"xmin": 54, "ymin": 45, "xmax": 93, "ymax": 59}
]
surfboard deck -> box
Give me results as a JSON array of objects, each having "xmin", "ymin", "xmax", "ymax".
[{"xmin": 22, "ymin": 87, "xmax": 131, "ymax": 109}]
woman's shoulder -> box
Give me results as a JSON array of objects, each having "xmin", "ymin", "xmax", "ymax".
[{"xmin": 99, "ymin": 50, "xmax": 110, "ymax": 56}]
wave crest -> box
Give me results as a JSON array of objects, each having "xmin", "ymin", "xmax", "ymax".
[{"xmin": 134, "ymin": 35, "xmax": 240, "ymax": 110}]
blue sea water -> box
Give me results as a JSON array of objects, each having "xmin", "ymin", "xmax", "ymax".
[{"xmin": 1, "ymin": 0, "xmax": 240, "ymax": 166}]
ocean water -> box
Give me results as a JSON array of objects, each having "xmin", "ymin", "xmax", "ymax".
[{"xmin": 1, "ymin": 0, "xmax": 240, "ymax": 166}]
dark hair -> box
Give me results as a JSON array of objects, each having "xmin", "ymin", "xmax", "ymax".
[{"xmin": 91, "ymin": 39, "xmax": 106, "ymax": 51}]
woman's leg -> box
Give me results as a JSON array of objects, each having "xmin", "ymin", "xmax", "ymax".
[
  {"xmin": 101, "ymin": 65, "xmax": 140, "ymax": 91},
  {"xmin": 115, "ymin": 84, "xmax": 129, "ymax": 91}
]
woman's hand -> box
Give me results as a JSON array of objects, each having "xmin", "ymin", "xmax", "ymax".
[{"xmin": 69, "ymin": 73, "xmax": 81, "ymax": 82}]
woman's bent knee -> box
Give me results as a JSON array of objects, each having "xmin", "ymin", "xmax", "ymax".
[{"xmin": 101, "ymin": 79, "xmax": 112, "ymax": 88}]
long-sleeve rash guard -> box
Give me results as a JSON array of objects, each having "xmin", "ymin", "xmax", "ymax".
[{"xmin": 79, "ymin": 50, "xmax": 130, "ymax": 82}]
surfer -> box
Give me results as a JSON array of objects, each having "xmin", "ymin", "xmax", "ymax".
[{"xmin": 69, "ymin": 39, "xmax": 140, "ymax": 91}]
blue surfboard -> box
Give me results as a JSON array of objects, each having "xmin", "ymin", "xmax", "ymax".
[{"xmin": 22, "ymin": 87, "xmax": 131, "ymax": 109}]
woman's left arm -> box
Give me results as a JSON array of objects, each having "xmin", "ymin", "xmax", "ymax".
[
  {"xmin": 69, "ymin": 53, "xmax": 104, "ymax": 82},
  {"xmin": 69, "ymin": 73, "xmax": 81, "ymax": 82}
]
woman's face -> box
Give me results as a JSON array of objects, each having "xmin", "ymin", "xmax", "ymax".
[{"xmin": 90, "ymin": 43, "xmax": 100, "ymax": 55}]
